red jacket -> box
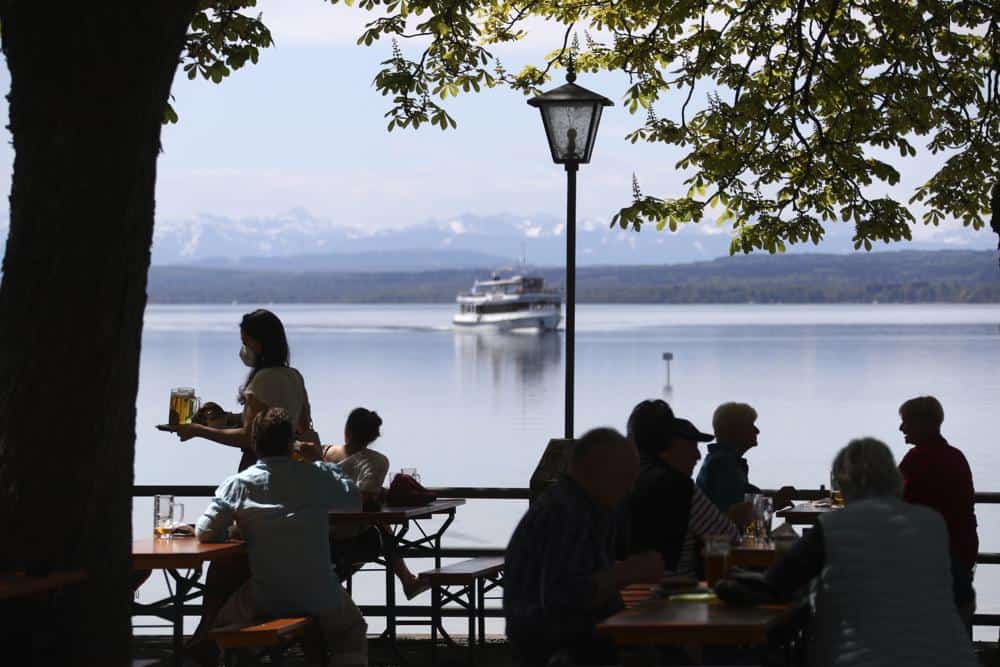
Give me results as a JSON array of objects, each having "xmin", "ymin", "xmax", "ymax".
[{"xmin": 899, "ymin": 437, "xmax": 979, "ymax": 569}]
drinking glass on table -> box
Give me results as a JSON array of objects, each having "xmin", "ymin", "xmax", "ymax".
[
  {"xmin": 703, "ymin": 534, "xmax": 732, "ymax": 587},
  {"xmin": 153, "ymin": 494, "xmax": 185, "ymax": 539},
  {"xmin": 754, "ymin": 495, "xmax": 774, "ymax": 542},
  {"xmin": 742, "ymin": 493, "xmax": 762, "ymax": 542}
]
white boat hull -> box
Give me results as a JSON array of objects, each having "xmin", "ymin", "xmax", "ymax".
[{"xmin": 452, "ymin": 310, "xmax": 561, "ymax": 332}]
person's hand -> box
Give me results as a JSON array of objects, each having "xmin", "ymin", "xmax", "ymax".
[
  {"xmin": 773, "ymin": 486, "xmax": 796, "ymax": 510},
  {"xmin": 294, "ymin": 440, "xmax": 324, "ymax": 462},
  {"xmin": 727, "ymin": 501, "xmax": 754, "ymax": 529},
  {"xmin": 620, "ymin": 551, "xmax": 665, "ymax": 584}
]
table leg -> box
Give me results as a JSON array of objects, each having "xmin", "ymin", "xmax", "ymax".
[{"xmin": 384, "ymin": 522, "xmax": 408, "ymax": 645}]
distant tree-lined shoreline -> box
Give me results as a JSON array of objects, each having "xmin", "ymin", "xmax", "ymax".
[{"xmin": 149, "ymin": 249, "xmax": 1000, "ymax": 304}]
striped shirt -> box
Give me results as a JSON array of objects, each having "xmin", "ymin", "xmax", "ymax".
[{"xmin": 676, "ymin": 486, "xmax": 739, "ymax": 576}]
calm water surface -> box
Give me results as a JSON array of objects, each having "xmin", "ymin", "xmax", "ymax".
[{"xmin": 132, "ymin": 304, "xmax": 1000, "ymax": 635}]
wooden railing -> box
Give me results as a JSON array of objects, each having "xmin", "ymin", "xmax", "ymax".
[{"xmin": 133, "ymin": 485, "xmax": 1000, "ymax": 631}]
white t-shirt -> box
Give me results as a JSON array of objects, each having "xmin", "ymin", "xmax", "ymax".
[
  {"xmin": 338, "ymin": 448, "xmax": 390, "ymax": 494},
  {"xmin": 243, "ymin": 367, "xmax": 309, "ymax": 430}
]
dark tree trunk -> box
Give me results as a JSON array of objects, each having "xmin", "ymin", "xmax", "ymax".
[{"xmin": 0, "ymin": 3, "xmax": 196, "ymax": 663}]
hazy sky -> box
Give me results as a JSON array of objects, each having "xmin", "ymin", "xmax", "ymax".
[{"xmin": 0, "ymin": 1, "xmax": 993, "ymax": 249}]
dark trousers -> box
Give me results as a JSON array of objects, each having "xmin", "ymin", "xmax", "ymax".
[{"xmin": 185, "ymin": 553, "xmax": 252, "ymax": 666}]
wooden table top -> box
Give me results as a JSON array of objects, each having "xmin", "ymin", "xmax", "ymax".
[
  {"xmin": 132, "ymin": 537, "xmax": 246, "ymax": 570},
  {"xmin": 776, "ymin": 501, "xmax": 838, "ymax": 525},
  {"xmin": 328, "ymin": 498, "xmax": 466, "ymax": 523},
  {"xmin": 0, "ymin": 570, "xmax": 87, "ymax": 600},
  {"xmin": 599, "ymin": 594, "xmax": 793, "ymax": 646}
]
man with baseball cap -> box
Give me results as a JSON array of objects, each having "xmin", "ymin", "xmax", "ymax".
[{"xmin": 627, "ymin": 400, "xmax": 742, "ymax": 577}]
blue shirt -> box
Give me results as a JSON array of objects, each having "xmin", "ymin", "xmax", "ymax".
[
  {"xmin": 196, "ymin": 457, "xmax": 361, "ymax": 616},
  {"xmin": 695, "ymin": 442, "xmax": 759, "ymax": 512}
]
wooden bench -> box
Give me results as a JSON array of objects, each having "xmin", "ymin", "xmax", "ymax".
[
  {"xmin": 422, "ymin": 556, "xmax": 504, "ymax": 665},
  {"xmin": 211, "ymin": 617, "xmax": 322, "ymax": 666}
]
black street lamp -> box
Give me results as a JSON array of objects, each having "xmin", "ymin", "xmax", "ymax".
[{"xmin": 528, "ymin": 63, "xmax": 613, "ymax": 439}]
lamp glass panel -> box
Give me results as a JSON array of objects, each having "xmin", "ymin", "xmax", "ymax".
[{"xmin": 541, "ymin": 102, "xmax": 598, "ymax": 162}]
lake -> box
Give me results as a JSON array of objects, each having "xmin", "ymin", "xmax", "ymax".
[{"xmin": 132, "ymin": 303, "xmax": 1000, "ymax": 636}]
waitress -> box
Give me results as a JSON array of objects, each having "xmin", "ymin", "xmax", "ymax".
[
  {"xmin": 162, "ymin": 308, "xmax": 315, "ymax": 666},
  {"xmin": 164, "ymin": 308, "xmax": 313, "ymax": 471}
]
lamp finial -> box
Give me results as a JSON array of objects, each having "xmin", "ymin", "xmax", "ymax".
[{"xmin": 566, "ymin": 54, "xmax": 576, "ymax": 84}]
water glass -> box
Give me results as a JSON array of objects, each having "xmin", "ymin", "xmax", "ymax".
[
  {"xmin": 400, "ymin": 467, "xmax": 420, "ymax": 482},
  {"xmin": 153, "ymin": 494, "xmax": 185, "ymax": 539}
]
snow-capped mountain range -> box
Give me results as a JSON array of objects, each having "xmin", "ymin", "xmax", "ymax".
[{"xmin": 2, "ymin": 208, "xmax": 994, "ymax": 272}]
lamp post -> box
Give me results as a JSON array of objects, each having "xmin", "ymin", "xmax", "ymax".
[{"xmin": 528, "ymin": 63, "xmax": 613, "ymax": 439}]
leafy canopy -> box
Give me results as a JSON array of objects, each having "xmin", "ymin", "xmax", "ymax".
[{"xmin": 186, "ymin": 0, "xmax": 1000, "ymax": 254}]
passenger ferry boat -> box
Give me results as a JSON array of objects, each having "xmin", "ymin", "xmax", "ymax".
[{"xmin": 453, "ymin": 273, "xmax": 562, "ymax": 331}]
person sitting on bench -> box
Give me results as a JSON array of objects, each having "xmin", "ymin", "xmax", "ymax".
[
  {"xmin": 196, "ymin": 407, "xmax": 368, "ymax": 667},
  {"xmin": 298, "ymin": 407, "xmax": 429, "ymax": 599}
]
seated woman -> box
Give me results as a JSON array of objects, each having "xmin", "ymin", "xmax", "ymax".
[
  {"xmin": 764, "ymin": 438, "xmax": 977, "ymax": 666},
  {"xmin": 299, "ymin": 407, "xmax": 428, "ymax": 599}
]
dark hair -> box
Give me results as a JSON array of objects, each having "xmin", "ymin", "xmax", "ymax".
[
  {"xmin": 346, "ymin": 407, "xmax": 383, "ymax": 447},
  {"xmin": 253, "ymin": 407, "xmax": 294, "ymax": 458},
  {"xmin": 238, "ymin": 309, "xmax": 290, "ymax": 405},
  {"xmin": 570, "ymin": 427, "xmax": 629, "ymax": 466},
  {"xmin": 627, "ymin": 399, "xmax": 675, "ymax": 456}
]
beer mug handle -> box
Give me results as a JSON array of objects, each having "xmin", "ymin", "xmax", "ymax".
[
  {"xmin": 172, "ymin": 503, "xmax": 185, "ymax": 527},
  {"xmin": 193, "ymin": 396, "xmax": 201, "ymax": 416}
]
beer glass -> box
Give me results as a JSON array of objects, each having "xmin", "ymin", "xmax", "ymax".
[
  {"xmin": 153, "ymin": 494, "xmax": 185, "ymax": 539},
  {"xmin": 754, "ymin": 496, "xmax": 774, "ymax": 542},
  {"xmin": 830, "ymin": 472, "xmax": 845, "ymax": 507},
  {"xmin": 168, "ymin": 387, "xmax": 200, "ymax": 425},
  {"xmin": 703, "ymin": 534, "xmax": 732, "ymax": 587}
]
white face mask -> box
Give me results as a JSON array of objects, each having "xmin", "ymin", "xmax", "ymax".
[{"xmin": 239, "ymin": 344, "xmax": 257, "ymax": 367}]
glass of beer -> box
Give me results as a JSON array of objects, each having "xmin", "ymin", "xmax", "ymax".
[
  {"xmin": 153, "ymin": 494, "xmax": 185, "ymax": 539},
  {"xmin": 830, "ymin": 472, "xmax": 845, "ymax": 507},
  {"xmin": 168, "ymin": 387, "xmax": 200, "ymax": 426},
  {"xmin": 703, "ymin": 534, "xmax": 732, "ymax": 587}
]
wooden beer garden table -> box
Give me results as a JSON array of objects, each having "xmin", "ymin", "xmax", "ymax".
[
  {"xmin": 132, "ymin": 536, "xmax": 245, "ymax": 666},
  {"xmin": 329, "ymin": 498, "xmax": 466, "ymax": 644},
  {"xmin": 599, "ymin": 585, "xmax": 799, "ymax": 664},
  {"xmin": 776, "ymin": 501, "xmax": 837, "ymax": 526}
]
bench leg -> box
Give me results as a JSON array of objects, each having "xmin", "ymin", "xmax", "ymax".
[
  {"xmin": 467, "ymin": 584, "xmax": 476, "ymax": 667},
  {"xmin": 431, "ymin": 584, "xmax": 441, "ymax": 665},
  {"xmin": 477, "ymin": 576, "xmax": 486, "ymax": 649}
]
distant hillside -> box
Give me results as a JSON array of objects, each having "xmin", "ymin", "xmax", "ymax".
[
  {"xmin": 189, "ymin": 249, "xmax": 514, "ymax": 272},
  {"xmin": 147, "ymin": 249, "xmax": 1000, "ymax": 304}
]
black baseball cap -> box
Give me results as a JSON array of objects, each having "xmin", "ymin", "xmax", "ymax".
[{"xmin": 671, "ymin": 418, "xmax": 713, "ymax": 442}]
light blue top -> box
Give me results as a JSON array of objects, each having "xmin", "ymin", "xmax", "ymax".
[{"xmin": 196, "ymin": 457, "xmax": 361, "ymax": 616}]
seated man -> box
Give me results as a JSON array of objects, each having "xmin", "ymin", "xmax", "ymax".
[
  {"xmin": 696, "ymin": 402, "xmax": 794, "ymax": 512},
  {"xmin": 764, "ymin": 438, "xmax": 977, "ymax": 665},
  {"xmin": 504, "ymin": 428, "xmax": 664, "ymax": 667},
  {"xmin": 196, "ymin": 408, "xmax": 367, "ymax": 667},
  {"xmin": 627, "ymin": 400, "xmax": 741, "ymax": 577}
]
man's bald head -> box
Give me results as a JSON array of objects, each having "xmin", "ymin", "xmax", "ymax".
[{"xmin": 568, "ymin": 427, "xmax": 639, "ymax": 508}]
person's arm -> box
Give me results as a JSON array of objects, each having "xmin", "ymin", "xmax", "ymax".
[
  {"xmin": 318, "ymin": 462, "xmax": 362, "ymax": 512},
  {"xmin": 195, "ymin": 479, "xmax": 240, "ymax": 543},
  {"xmin": 591, "ymin": 552, "xmax": 665, "ymax": 604},
  {"xmin": 764, "ymin": 525, "xmax": 825, "ymax": 600},
  {"xmin": 166, "ymin": 394, "xmax": 265, "ymax": 449}
]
